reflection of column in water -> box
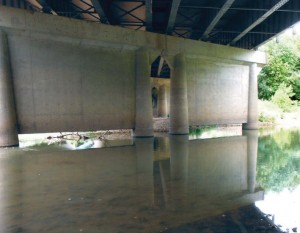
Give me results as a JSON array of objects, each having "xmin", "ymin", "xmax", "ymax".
[
  {"xmin": 153, "ymin": 137, "xmax": 171, "ymax": 208},
  {"xmin": 0, "ymin": 154, "xmax": 23, "ymax": 232},
  {"xmin": 169, "ymin": 135, "xmax": 189, "ymax": 208},
  {"xmin": 243, "ymin": 130, "xmax": 258, "ymax": 193},
  {"xmin": 153, "ymin": 160, "xmax": 170, "ymax": 208},
  {"xmin": 155, "ymin": 137, "xmax": 170, "ymax": 161},
  {"xmin": 135, "ymin": 138, "xmax": 154, "ymax": 204}
]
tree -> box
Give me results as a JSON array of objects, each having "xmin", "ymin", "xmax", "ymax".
[
  {"xmin": 271, "ymin": 83, "xmax": 295, "ymax": 112},
  {"xmin": 258, "ymin": 35, "xmax": 300, "ymax": 101}
]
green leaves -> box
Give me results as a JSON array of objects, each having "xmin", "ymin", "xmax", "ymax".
[
  {"xmin": 271, "ymin": 84, "xmax": 296, "ymax": 112},
  {"xmin": 258, "ymin": 36, "xmax": 300, "ymax": 109}
]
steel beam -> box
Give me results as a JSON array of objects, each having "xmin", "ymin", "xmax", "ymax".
[
  {"xmin": 229, "ymin": 0, "xmax": 290, "ymax": 45},
  {"xmin": 90, "ymin": 0, "xmax": 109, "ymax": 23},
  {"xmin": 145, "ymin": 0, "xmax": 152, "ymax": 31},
  {"xmin": 157, "ymin": 56, "xmax": 164, "ymax": 77},
  {"xmin": 166, "ymin": 0, "xmax": 182, "ymax": 35},
  {"xmin": 38, "ymin": 0, "xmax": 57, "ymax": 15},
  {"xmin": 202, "ymin": 0, "xmax": 235, "ymax": 40}
]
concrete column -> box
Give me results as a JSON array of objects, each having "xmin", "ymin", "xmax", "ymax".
[
  {"xmin": 243, "ymin": 63, "xmax": 258, "ymax": 130},
  {"xmin": 158, "ymin": 85, "xmax": 167, "ymax": 117},
  {"xmin": 0, "ymin": 30, "xmax": 19, "ymax": 147},
  {"xmin": 134, "ymin": 48, "xmax": 153, "ymax": 137},
  {"xmin": 243, "ymin": 130, "xmax": 258, "ymax": 193},
  {"xmin": 169, "ymin": 53, "xmax": 189, "ymax": 134}
]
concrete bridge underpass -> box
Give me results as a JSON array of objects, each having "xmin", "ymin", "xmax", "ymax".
[{"xmin": 0, "ymin": 5, "xmax": 292, "ymax": 147}]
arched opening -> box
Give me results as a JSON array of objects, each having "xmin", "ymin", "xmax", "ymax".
[{"xmin": 150, "ymin": 55, "xmax": 171, "ymax": 132}]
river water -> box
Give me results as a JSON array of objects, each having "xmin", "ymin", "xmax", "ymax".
[{"xmin": 0, "ymin": 128, "xmax": 299, "ymax": 233}]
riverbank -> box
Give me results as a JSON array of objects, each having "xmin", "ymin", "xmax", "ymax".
[{"xmin": 258, "ymin": 100, "xmax": 300, "ymax": 127}]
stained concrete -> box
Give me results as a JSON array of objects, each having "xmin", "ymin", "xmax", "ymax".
[
  {"xmin": 170, "ymin": 53, "xmax": 189, "ymax": 134},
  {"xmin": 243, "ymin": 63, "xmax": 259, "ymax": 129},
  {"xmin": 134, "ymin": 48, "xmax": 153, "ymax": 137},
  {"xmin": 0, "ymin": 6, "xmax": 266, "ymax": 140},
  {"xmin": 186, "ymin": 58, "xmax": 249, "ymax": 126},
  {"xmin": 0, "ymin": 30, "xmax": 18, "ymax": 146},
  {"xmin": 10, "ymin": 35, "xmax": 135, "ymax": 133}
]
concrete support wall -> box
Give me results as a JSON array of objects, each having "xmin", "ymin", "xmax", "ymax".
[
  {"xmin": 243, "ymin": 63, "xmax": 259, "ymax": 130},
  {"xmin": 134, "ymin": 48, "xmax": 153, "ymax": 137},
  {"xmin": 0, "ymin": 7, "xmax": 266, "ymax": 138},
  {"xmin": 186, "ymin": 58, "xmax": 249, "ymax": 126},
  {"xmin": 170, "ymin": 53, "xmax": 189, "ymax": 134},
  {"xmin": 0, "ymin": 30, "xmax": 18, "ymax": 147},
  {"xmin": 9, "ymin": 33, "xmax": 135, "ymax": 133}
]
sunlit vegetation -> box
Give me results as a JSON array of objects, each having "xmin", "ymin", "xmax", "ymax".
[
  {"xmin": 258, "ymin": 35, "xmax": 300, "ymax": 106},
  {"xmin": 258, "ymin": 35, "xmax": 300, "ymax": 125}
]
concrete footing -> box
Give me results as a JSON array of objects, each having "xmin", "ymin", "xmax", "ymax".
[
  {"xmin": 0, "ymin": 30, "xmax": 19, "ymax": 147},
  {"xmin": 243, "ymin": 63, "xmax": 258, "ymax": 130},
  {"xmin": 134, "ymin": 48, "xmax": 153, "ymax": 137},
  {"xmin": 169, "ymin": 53, "xmax": 189, "ymax": 135}
]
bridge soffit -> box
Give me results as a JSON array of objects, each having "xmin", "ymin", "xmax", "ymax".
[{"xmin": 0, "ymin": 6, "xmax": 266, "ymax": 66}]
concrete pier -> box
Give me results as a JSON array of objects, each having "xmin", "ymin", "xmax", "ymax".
[
  {"xmin": 169, "ymin": 53, "xmax": 189, "ymax": 135},
  {"xmin": 134, "ymin": 48, "xmax": 153, "ymax": 137},
  {"xmin": 243, "ymin": 63, "xmax": 258, "ymax": 130},
  {"xmin": 0, "ymin": 30, "xmax": 19, "ymax": 147},
  {"xmin": 158, "ymin": 85, "xmax": 168, "ymax": 117}
]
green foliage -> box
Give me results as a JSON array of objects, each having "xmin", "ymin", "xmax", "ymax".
[
  {"xmin": 189, "ymin": 125, "xmax": 216, "ymax": 136},
  {"xmin": 258, "ymin": 37, "xmax": 300, "ymax": 101},
  {"xmin": 258, "ymin": 113, "xmax": 275, "ymax": 124},
  {"xmin": 289, "ymin": 72, "xmax": 300, "ymax": 100},
  {"xmin": 271, "ymin": 83, "xmax": 295, "ymax": 112},
  {"xmin": 257, "ymin": 129, "xmax": 300, "ymax": 192}
]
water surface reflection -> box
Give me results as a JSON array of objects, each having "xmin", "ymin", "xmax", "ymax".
[
  {"xmin": 255, "ymin": 128, "xmax": 300, "ymax": 232},
  {"xmin": 0, "ymin": 129, "xmax": 298, "ymax": 232}
]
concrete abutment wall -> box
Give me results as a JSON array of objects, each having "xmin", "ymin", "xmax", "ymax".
[{"xmin": 0, "ymin": 6, "xmax": 266, "ymax": 146}]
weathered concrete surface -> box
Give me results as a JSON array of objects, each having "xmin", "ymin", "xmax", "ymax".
[
  {"xmin": 186, "ymin": 58, "xmax": 249, "ymax": 126},
  {"xmin": 0, "ymin": 6, "xmax": 266, "ymax": 136},
  {"xmin": 158, "ymin": 85, "xmax": 168, "ymax": 117},
  {"xmin": 151, "ymin": 78, "xmax": 170, "ymax": 117},
  {"xmin": 0, "ymin": 30, "xmax": 18, "ymax": 146},
  {"xmin": 170, "ymin": 53, "xmax": 189, "ymax": 134},
  {"xmin": 0, "ymin": 7, "xmax": 266, "ymax": 65},
  {"xmin": 9, "ymin": 35, "xmax": 135, "ymax": 133},
  {"xmin": 134, "ymin": 48, "xmax": 153, "ymax": 137},
  {"xmin": 243, "ymin": 63, "xmax": 259, "ymax": 130}
]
